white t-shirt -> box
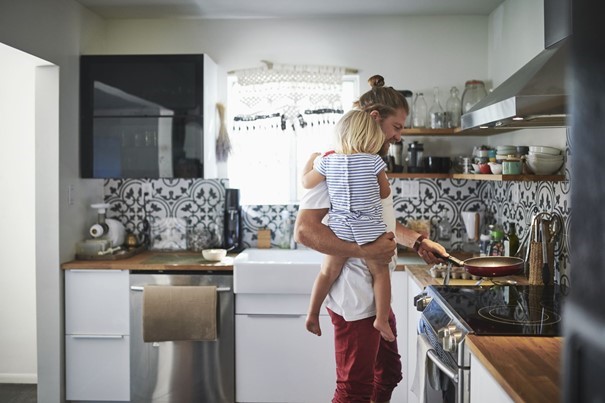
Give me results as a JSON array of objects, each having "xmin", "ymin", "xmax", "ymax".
[{"xmin": 299, "ymin": 178, "xmax": 397, "ymax": 321}]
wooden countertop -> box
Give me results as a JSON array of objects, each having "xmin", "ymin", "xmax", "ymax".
[
  {"xmin": 404, "ymin": 264, "xmax": 529, "ymax": 289},
  {"xmin": 61, "ymin": 250, "xmax": 234, "ymax": 271},
  {"xmin": 466, "ymin": 335, "xmax": 562, "ymax": 403}
]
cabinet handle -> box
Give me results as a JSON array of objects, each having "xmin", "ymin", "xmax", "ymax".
[
  {"xmin": 71, "ymin": 334, "xmax": 124, "ymax": 339},
  {"xmin": 243, "ymin": 314, "xmax": 304, "ymax": 318},
  {"xmin": 130, "ymin": 286, "xmax": 231, "ymax": 292}
]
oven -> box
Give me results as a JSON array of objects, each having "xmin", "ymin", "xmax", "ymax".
[{"xmin": 414, "ymin": 284, "xmax": 564, "ymax": 403}]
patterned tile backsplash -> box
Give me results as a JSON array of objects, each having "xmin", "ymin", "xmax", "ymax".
[{"xmin": 103, "ymin": 140, "xmax": 572, "ymax": 285}]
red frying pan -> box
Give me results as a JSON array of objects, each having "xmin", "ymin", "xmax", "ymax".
[{"xmin": 444, "ymin": 255, "xmax": 524, "ymax": 277}]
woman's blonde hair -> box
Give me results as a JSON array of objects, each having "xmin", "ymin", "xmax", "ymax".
[{"xmin": 334, "ymin": 109, "xmax": 384, "ymax": 155}]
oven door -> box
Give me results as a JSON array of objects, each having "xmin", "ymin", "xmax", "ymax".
[{"xmin": 418, "ymin": 318, "xmax": 470, "ymax": 403}]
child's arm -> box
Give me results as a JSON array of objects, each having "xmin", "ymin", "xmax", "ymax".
[
  {"xmin": 377, "ymin": 169, "xmax": 391, "ymax": 199},
  {"xmin": 302, "ymin": 152, "xmax": 321, "ymax": 176},
  {"xmin": 301, "ymin": 152, "xmax": 326, "ymax": 189}
]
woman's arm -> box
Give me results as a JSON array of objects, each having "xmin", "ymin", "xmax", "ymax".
[
  {"xmin": 377, "ymin": 170, "xmax": 391, "ymax": 199},
  {"xmin": 294, "ymin": 208, "xmax": 396, "ymax": 265}
]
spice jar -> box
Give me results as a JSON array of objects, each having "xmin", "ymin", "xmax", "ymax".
[{"xmin": 461, "ymin": 80, "xmax": 487, "ymax": 114}]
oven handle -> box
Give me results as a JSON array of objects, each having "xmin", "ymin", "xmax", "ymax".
[
  {"xmin": 130, "ymin": 286, "xmax": 231, "ymax": 292},
  {"xmin": 426, "ymin": 349, "xmax": 459, "ymax": 384}
]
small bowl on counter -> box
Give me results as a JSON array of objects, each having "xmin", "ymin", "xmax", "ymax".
[{"xmin": 202, "ymin": 248, "xmax": 227, "ymax": 262}]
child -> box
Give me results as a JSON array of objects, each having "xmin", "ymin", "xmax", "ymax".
[{"xmin": 301, "ymin": 109, "xmax": 394, "ymax": 342}]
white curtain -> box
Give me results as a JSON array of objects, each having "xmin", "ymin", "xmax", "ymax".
[{"xmin": 231, "ymin": 63, "xmax": 346, "ymax": 132}]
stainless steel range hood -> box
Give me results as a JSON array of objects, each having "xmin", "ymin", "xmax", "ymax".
[{"xmin": 461, "ymin": 0, "xmax": 571, "ymax": 131}]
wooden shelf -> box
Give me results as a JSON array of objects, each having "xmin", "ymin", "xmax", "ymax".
[
  {"xmin": 387, "ymin": 172, "xmax": 566, "ymax": 182},
  {"xmin": 403, "ymin": 127, "xmax": 520, "ymax": 136}
]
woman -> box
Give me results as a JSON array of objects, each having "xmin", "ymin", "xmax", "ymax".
[{"xmin": 294, "ymin": 75, "xmax": 447, "ymax": 403}]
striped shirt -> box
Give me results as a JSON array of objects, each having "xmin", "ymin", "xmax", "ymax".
[{"xmin": 315, "ymin": 153, "xmax": 387, "ymax": 245}]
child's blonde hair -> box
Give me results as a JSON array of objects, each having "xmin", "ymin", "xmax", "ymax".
[{"xmin": 334, "ymin": 109, "xmax": 384, "ymax": 155}]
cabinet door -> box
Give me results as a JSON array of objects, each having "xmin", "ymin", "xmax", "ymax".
[
  {"xmin": 407, "ymin": 275, "xmax": 423, "ymax": 403},
  {"xmin": 65, "ymin": 270, "xmax": 129, "ymax": 335},
  {"xmin": 390, "ymin": 270, "xmax": 408, "ymax": 403},
  {"xmin": 235, "ymin": 313, "xmax": 335, "ymax": 402},
  {"xmin": 470, "ymin": 353, "xmax": 513, "ymax": 403},
  {"xmin": 65, "ymin": 335, "xmax": 130, "ymax": 401}
]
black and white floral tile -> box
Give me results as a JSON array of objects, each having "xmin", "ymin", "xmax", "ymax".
[
  {"xmin": 103, "ymin": 132, "xmax": 571, "ymax": 284},
  {"xmin": 104, "ymin": 178, "xmax": 229, "ymax": 250}
]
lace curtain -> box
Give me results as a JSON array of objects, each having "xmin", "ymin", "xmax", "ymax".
[{"xmin": 231, "ymin": 63, "xmax": 346, "ymax": 133}]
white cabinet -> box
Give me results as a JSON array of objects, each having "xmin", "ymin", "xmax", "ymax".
[
  {"xmin": 390, "ymin": 270, "xmax": 408, "ymax": 403},
  {"xmin": 235, "ymin": 294, "xmax": 335, "ymax": 402},
  {"xmin": 406, "ymin": 273, "xmax": 423, "ymax": 403},
  {"xmin": 65, "ymin": 270, "xmax": 130, "ymax": 401},
  {"xmin": 470, "ymin": 353, "xmax": 513, "ymax": 403}
]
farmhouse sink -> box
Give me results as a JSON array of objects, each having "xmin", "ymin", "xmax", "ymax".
[{"xmin": 233, "ymin": 248, "xmax": 323, "ymax": 294}]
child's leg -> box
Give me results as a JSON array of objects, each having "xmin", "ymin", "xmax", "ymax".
[
  {"xmin": 306, "ymin": 255, "xmax": 348, "ymax": 336},
  {"xmin": 365, "ymin": 260, "xmax": 395, "ymax": 342}
]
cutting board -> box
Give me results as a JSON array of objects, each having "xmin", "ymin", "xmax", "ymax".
[{"xmin": 435, "ymin": 278, "xmax": 493, "ymax": 286}]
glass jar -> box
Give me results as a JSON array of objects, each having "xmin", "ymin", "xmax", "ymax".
[
  {"xmin": 412, "ymin": 93, "xmax": 427, "ymax": 128},
  {"xmin": 461, "ymin": 80, "xmax": 487, "ymax": 114},
  {"xmin": 445, "ymin": 86, "xmax": 462, "ymax": 128},
  {"xmin": 428, "ymin": 87, "xmax": 445, "ymax": 129}
]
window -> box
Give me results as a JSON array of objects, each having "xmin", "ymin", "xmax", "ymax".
[{"xmin": 227, "ymin": 73, "xmax": 358, "ymax": 205}]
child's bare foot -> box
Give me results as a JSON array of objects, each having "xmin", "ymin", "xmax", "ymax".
[
  {"xmin": 306, "ymin": 314, "xmax": 322, "ymax": 336},
  {"xmin": 374, "ymin": 318, "xmax": 395, "ymax": 342}
]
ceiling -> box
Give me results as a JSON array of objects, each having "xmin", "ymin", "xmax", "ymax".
[{"xmin": 74, "ymin": 0, "xmax": 506, "ymax": 19}]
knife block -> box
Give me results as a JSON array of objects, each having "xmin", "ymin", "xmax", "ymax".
[{"xmin": 528, "ymin": 242, "xmax": 555, "ymax": 285}]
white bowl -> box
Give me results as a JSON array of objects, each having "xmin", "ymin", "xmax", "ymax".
[
  {"xmin": 526, "ymin": 158, "xmax": 564, "ymax": 175},
  {"xmin": 529, "ymin": 145, "xmax": 561, "ymax": 155},
  {"xmin": 488, "ymin": 162, "xmax": 503, "ymax": 174},
  {"xmin": 528, "ymin": 151, "xmax": 564, "ymax": 160},
  {"xmin": 202, "ymin": 249, "xmax": 227, "ymax": 261}
]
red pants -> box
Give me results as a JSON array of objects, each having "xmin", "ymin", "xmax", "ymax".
[{"xmin": 328, "ymin": 308, "xmax": 402, "ymax": 403}]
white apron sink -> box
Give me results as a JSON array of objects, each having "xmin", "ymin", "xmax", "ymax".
[{"xmin": 233, "ymin": 248, "xmax": 323, "ymax": 294}]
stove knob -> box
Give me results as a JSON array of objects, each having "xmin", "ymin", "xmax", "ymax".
[
  {"xmin": 442, "ymin": 330, "xmax": 464, "ymax": 353},
  {"xmin": 415, "ymin": 296, "xmax": 432, "ymax": 311},
  {"xmin": 437, "ymin": 324, "xmax": 457, "ymax": 339}
]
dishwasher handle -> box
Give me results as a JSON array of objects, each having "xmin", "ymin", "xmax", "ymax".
[{"xmin": 130, "ymin": 286, "xmax": 231, "ymax": 292}]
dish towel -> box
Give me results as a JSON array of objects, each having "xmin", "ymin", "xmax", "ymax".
[
  {"xmin": 411, "ymin": 333, "xmax": 443, "ymax": 403},
  {"xmin": 143, "ymin": 285, "xmax": 217, "ymax": 342}
]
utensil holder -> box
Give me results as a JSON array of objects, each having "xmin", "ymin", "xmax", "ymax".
[{"xmin": 528, "ymin": 242, "xmax": 554, "ymax": 285}]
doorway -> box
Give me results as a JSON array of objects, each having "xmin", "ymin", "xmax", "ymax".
[{"xmin": 0, "ymin": 42, "xmax": 59, "ymax": 399}]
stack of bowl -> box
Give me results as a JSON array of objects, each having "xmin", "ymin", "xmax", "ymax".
[
  {"xmin": 495, "ymin": 145, "xmax": 517, "ymax": 162},
  {"xmin": 525, "ymin": 146, "xmax": 564, "ymax": 175}
]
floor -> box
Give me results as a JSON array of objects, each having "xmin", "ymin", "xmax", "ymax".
[{"xmin": 0, "ymin": 384, "xmax": 37, "ymax": 403}]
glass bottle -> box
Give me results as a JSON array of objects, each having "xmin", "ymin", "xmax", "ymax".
[
  {"xmin": 461, "ymin": 80, "xmax": 487, "ymax": 114},
  {"xmin": 428, "ymin": 87, "xmax": 445, "ymax": 129},
  {"xmin": 504, "ymin": 223, "xmax": 520, "ymax": 257},
  {"xmin": 445, "ymin": 86, "xmax": 462, "ymax": 128},
  {"xmin": 412, "ymin": 92, "xmax": 427, "ymax": 128}
]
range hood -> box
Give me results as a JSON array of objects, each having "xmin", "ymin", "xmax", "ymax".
[{"xmin": 461, "ymin": 0, "xmax": 571, "ymax": 131}]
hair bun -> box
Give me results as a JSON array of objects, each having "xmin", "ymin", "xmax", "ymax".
[{"xmin": 368, "ymin": 75, "xmax": 385, "ymax": 89}]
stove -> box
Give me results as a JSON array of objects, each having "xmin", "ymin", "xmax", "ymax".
[{"xmin": 415, "ymin": 284, "xmax": 566, "ymax": 403}]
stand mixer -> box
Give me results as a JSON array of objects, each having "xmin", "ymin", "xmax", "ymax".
[{"xmin": 89, "ymin": 203, "xmax": 126, "ymax": 248}]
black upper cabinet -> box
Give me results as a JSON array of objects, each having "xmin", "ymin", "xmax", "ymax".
[{"xmin": 80, "ymin": 54, "xmax": 217, "ymax": 179}]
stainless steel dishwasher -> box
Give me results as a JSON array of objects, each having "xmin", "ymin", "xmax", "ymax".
[{"xmin": 130, "ymin": 271, "xmax": 234, "ymax": 403}]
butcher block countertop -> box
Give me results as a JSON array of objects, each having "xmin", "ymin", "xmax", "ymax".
[
  {"xmin": 404, "ymin": 264, "xmax": 529, "ymax": 288},
  {"xmin": 61, "ymin": 250, "xmax": 235, "ymax": 271},
  {"xmin": 467, "ymin": 335, "xmax": 562, "ymax": 403}
]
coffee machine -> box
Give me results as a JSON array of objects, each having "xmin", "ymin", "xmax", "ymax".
[{"xmin": 224, "ymin": 188, "xmax": 243, "ymax": 252}]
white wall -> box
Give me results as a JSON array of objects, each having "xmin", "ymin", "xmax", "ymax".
[
  {"xmin": 0, "ymin": 44, "xmax": 44, "ymax": 384},
  {"xmin": 87, "ymin": 15, "xmax": 489, "ymax": 113},
  {"xmin": 0, "ymin": 0, "xmax": 105, "ymax": 401}
]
